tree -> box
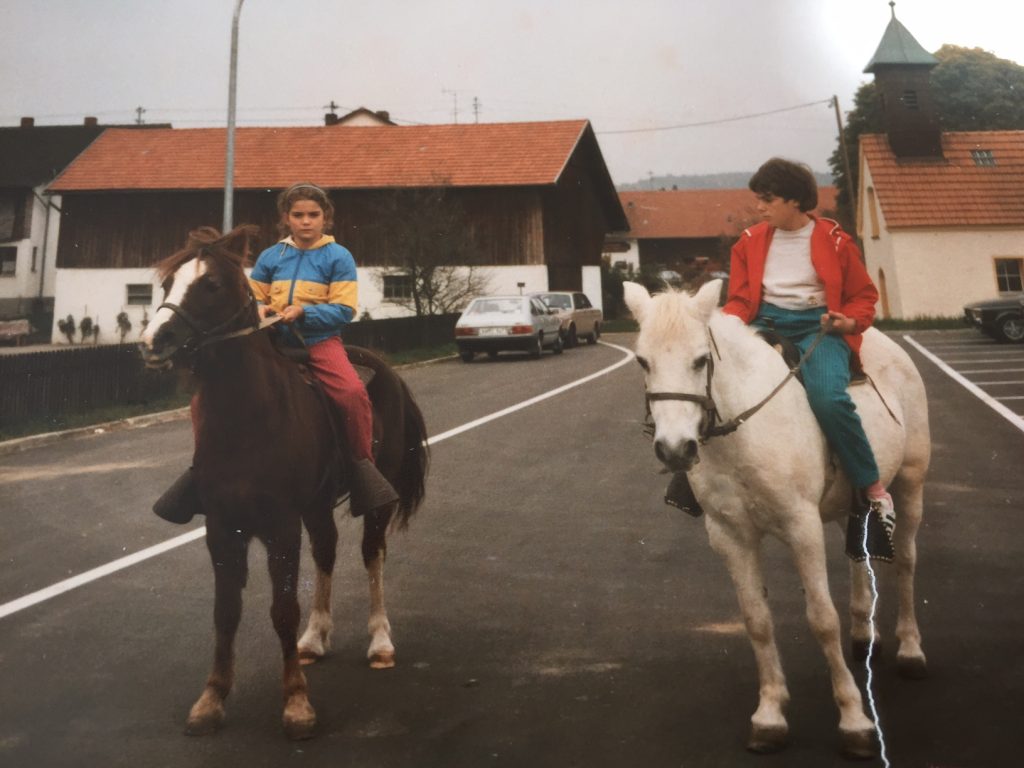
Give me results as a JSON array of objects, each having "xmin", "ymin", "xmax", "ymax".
[
  {"xmin": 829, "ymin": 45, "xmax": 1024, "ymax": 226},
  {"xmin": 371, "ymin": 183, "xmax": 491, "ymax": 316}
]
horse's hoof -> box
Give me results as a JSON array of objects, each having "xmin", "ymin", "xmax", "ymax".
[
  {"xmin": 897, "ymin": 654, "xmax": 928, "ymax": 680},
  {"xmin": 851, "ymin": 640, "xmax": 882, "ymax": 663},
  {"xmin": 298, "ymin": 649, "xmax": 324, "ymax": 666},
  {"xmin": 369, "ymin": 650, "xmax": 395, "ymax": 669},
  {"xmin": 746, "ymin": 724, "xmax": 789, "ymax": 754},
  {"xmin": 184, "ymin": 708, "xmax": 224, "ymax": 737},
  {"xmin": 283, "ymin": 699, "xmax": 316, "ymax": 741},
  {"xmin": 839, "ymin": 728, "xmax": 878, "ymax": 761}
]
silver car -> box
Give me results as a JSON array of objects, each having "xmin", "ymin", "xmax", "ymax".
[
  {"xmin": 454, "ymin": 295, "xmax": 564, "ymax": 362},
  {"xmin": 532, "ymin": 291, "xmax": 603, "ymax": 347}
]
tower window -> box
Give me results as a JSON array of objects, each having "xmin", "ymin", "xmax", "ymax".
[
  {"xmin": 900, "ymin": 90, "xmax": 919, "ymax": 109},
  {"xmin": 970, "ymin": 149, "xmax": 996, "ymax": 167}
]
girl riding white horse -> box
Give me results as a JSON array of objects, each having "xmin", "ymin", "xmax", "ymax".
[{"xmin": 624, "ymin": 278, "xmax": 930, "ymax": 758}]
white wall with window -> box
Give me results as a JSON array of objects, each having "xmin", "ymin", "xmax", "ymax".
[
  {"xmin": 0, "ymin": 189, "xmax": 61, "ymax": 318},
  {"xmin": 51, "ymin": 268, "xmax": 159, "ymax": 344}
]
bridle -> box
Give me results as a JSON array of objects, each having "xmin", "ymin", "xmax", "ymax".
[
  {"xmin": 644, "ymin": 322, "xmax": 832, "ymax": 444},
  {"xmin": 145, "ymin": 251, "xmax": 280, "ymax": 363}
]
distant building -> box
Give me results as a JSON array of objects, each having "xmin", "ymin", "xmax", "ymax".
[
  {"xmin": 857, "ymin": 7, "xmax": 1024, "ymax": 317},
  {"xmin": 606, "ymin": 186, "xmax": 838, "ymax": 282},
  {"xmin": 47, "ymin": 120, "xmax": 627, "ymax": 342}
]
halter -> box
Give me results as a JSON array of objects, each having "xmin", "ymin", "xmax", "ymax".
[{"xmin": 645, "ymin": 321, "xmax": 832, "ymax": 444}]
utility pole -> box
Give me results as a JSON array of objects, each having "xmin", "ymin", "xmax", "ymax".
[
  {"xmin": 442, "ymin": 88, "xmax": 459, "ymax": 123},
  {"xmin": 223, "ymin": 0, "xmax": 245, "ymax": 233},
  {"xmin": 134, "ymin": 106, "xmax": 146, "ymax": 125},
  {"xmin": 472, "ymin": 97, "xmax": 481, "ymax": 124},
  {"xmin": 831, "ymin": 95, "xmax": 857, "ymax": 222}
]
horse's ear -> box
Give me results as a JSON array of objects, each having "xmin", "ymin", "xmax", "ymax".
[
  {"xmin": 693, "ymin": 279, "xmax": 722, "ymax": 321},
  {"xmin": 623, "ymin": 281, "xmax": 652, "ymax": 325},
  {"xmin": 218, "ymin": 224, "xmax": 260, "ymax": 262}
]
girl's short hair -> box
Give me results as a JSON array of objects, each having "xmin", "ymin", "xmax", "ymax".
[
  {"xmin": 748, "ymin": 158, "xmax": 818, "ymax": 212},
  {"xmin": 276, "ymin": 182, "xmax": 335, "ymax": 236}
]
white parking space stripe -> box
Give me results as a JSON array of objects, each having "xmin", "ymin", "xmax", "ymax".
[
  {"xmin": 943, "ymin": 358, "xmax": 1024, "ymax": 364},
  {"xmin": 904, "ymin": 335, "xmax": 1024, "ymax": 435},
  {"xmin": 999, "ymin": 396, "xmax": 1024, "ymax": 400},
  {"xmin": 0, "ymin": 341, "xmax": 636, "ymax": 621},
  {"xmin": 960, "ymin": 368, "xmax": 1024, "ymax": 374},
  {"xmin": 972, "ymin": 381, "xmax": 1024, "ymax": 385}
]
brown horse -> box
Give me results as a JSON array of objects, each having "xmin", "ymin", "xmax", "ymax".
[{"xmin": 140, "ymin": 226, "xmax": 428, "ymax": 739}]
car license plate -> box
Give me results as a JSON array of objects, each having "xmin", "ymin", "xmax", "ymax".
[{"xmin": 479, "ymin": 327, "xmax": 508, "ymax": 336}]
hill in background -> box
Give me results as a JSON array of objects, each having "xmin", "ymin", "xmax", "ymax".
[{"xmin": 617, "ymin": 171, "xmax": 835, "ymax": 191}]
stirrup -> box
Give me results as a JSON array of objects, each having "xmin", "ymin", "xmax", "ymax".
[
  {"xmin": 664, "ymin": 471, "xmax": 703, "ymax": 518},
  {"xmin": 153, "ymin": 467, "xmax": 202, "ymax": 524},
  {"xmin": 348, "ymin": 459, "xmax": 399, "ymax": 518},
  {"xmin": 845, "ymin": 498, "xmax": 895, "ymax": 563}
]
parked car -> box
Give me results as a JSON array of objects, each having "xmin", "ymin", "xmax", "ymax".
[
  {"xmin": 454, "ymin": 295, "xmax": 564, "ymax": 361},
  {"xmin": 963, "ymin": 295, "xmax": 1024, "ymax": 343},
  {"xmin": 531, "ymin": 291, "xmax": 603, "ymax": 347}
]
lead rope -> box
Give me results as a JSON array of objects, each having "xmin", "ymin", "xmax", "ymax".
[{"xmin": 861, "ymin": 520, "xmax": 891, "ymax": 767}]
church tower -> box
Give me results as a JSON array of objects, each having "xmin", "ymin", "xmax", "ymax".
[{"xmin": 864, "ymin": 2, "xmax": 943, "ymax": 158}]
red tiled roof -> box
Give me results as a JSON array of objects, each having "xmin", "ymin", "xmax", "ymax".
[
  {"xmin": 619, "ymin": 187, "xmax": 839, "ymax": 239},
  {"xmin": 48, "ymin": 120, "xmax": 590, "ymax": 191},
  {"xmin": 860, "ymin": 131, "xmax": 1024, "ymax": 227}
]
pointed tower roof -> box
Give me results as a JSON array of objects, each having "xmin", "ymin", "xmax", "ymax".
[{"xmin": 864, "ymin": 2, "xmax": 938, "ymax": 72}]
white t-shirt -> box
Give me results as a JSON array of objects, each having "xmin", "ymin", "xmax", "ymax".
[{"xmin": 761, "ymin": 220, "xmax": 826, "ymax": 310}]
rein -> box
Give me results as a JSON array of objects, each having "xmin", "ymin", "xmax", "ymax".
[
  {"xmin": 645, "ymin": 320, "xmax": 833, "ymax": 443},
  {"xmin": 152, "ymin": 290, "xmax": 282, "ymax": 362}
]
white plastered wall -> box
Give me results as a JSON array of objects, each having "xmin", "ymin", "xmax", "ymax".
[
  {"xmin": 52, "ymin": 267, "xmax": 160, "ymax": 344},
  {"xmin": 0, "ymin": 189, "xmax": 60, "ymax": 310}
]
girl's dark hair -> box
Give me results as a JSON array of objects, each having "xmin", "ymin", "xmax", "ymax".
[
  {"xmin": 276, "ymin": 182, "xmax": 335, "ymax": 236},
  {"xmin": 748, "ymin": 158, "xmax": 818, "ymax": 212}
]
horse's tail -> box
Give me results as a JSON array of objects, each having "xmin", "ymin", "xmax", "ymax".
[{"xmin": 393, "ymin": 375, "xmax": 429, "ymax": 529}]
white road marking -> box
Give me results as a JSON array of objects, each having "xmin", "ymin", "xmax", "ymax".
[
  {"xmin": 903, "ymin": 335, "xmax": 1024, "ymax": 435},
  {"xmin": 0, "ymin": 341, "xmax": 636, "ymax": 621},
  {"xmin": 959, "ymin": 368, "xmax": 1024, "ymax": 374}
]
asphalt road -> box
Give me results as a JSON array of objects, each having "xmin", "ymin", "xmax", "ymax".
[{"xmin": 0, "ymin": 331, "xmax": 1021, "ymax": 768}]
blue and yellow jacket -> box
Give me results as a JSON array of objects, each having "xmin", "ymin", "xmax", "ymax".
[{"xmin": 249, "ymin": 235, "xmax": 358, "ymax": 346}]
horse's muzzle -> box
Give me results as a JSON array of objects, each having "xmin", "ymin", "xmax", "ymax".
[{"xmin": 655, "ymin": 437, "xmax": 699, "ymax": 472}]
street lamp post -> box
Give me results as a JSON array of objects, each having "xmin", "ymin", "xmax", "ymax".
[{"xmin": 223, "ymin": 0, "xmax": 245, "ymax": 233}]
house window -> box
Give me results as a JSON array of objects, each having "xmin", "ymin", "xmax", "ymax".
[
  {"xmin": 382, "ymin": 274, "xmax": 413, "ymax": 301},
  {"xmin": 970, "ymin": 149, "xmax": 996, "ymax": 167},
  {"xmin": 0, "ymin": 247, "xmax": 16, "ymax": 277},
  {"xmin": 126, "ymin": 283, "xmax": 153, "ymax": 305},
  {"xmin": 901, "ymin": 90, "xmax": 919, "ymax": 109},
  {"xmin": 995, "ymin": 259, "xmax": 1023, "ymax": 293}
]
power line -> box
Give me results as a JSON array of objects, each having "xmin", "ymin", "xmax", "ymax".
[{"xmin": 596, "ymin": 99, "xmax": 833, "ymax": 135}]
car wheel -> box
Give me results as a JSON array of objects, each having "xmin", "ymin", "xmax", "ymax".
[
  {"xmin": 460, "ymin": 350, "xmax": 475, "ymax": 362},
  {"xmin": 586, "ymin": 322, "xmax": 601, "ymax": 345},
  {"xmin": 567, "ymin": 324, "xmax": 578, "ymax": 347},
  {"xmin": 529, "ymin": 333, "xmax": 543, "ymax": 358},
  {"xmin": 997, "ymin": 314, "xmax": 1024, "ymax": 343},
  {"xmin": 551, "ymin": 333, "xmax": 564, "ymax": 355}
]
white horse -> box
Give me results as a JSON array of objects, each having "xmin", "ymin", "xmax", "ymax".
[{"xmin": 623, "ymin": 279, "xmax": 930, "ymax": 759}]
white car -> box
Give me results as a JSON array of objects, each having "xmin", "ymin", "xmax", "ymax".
[
  {"xmin": 532, "ymin": 291, "xmax": 602, "ymax": 347},
  {"xmin": 454, "ymin": 295, "xmax": 564, "ymax": 362}
]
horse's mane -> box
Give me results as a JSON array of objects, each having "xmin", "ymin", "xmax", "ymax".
[
  {"xmin": 644, "ymin": 286, "xmax": 767, "ymax": 353},
  {"xmin": 154, "ymin": 225, "xmax": 260, "ymax": 282}
]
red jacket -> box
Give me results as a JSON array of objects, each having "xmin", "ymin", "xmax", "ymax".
[{"xmin": 722, "ymin": 217, "xmax": 878, "ymax": 369}]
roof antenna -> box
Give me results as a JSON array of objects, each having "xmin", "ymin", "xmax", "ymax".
[{"xmin": 889, "ymin": 0, "xmax": 896, "ymax": 18}]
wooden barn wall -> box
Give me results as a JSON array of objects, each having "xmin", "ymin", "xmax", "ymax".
[
  {"xmin": 56, "ymin": 188, "xmax": 545, "ymax": 269},
  {"xmin": 639, "ymin": 237, "xmax": 722, "ymax": 270},
  {"xmin": 541, "ymin": 158, "xmax": 609, "ymax": 291}
]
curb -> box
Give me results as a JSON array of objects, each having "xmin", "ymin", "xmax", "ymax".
[
  {"xmin": 0, "ymin": 355, "xmax": 458, "ymax": 458},
  {"xmin": 0, "ymin": 407, "xmax": 191, "ymax": 457}
]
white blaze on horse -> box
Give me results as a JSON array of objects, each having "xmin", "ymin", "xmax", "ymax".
[{"xmin": 623, "ymin": 279, "xmax": 930, "ymax": 759}]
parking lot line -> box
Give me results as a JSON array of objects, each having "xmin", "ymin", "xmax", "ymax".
[
  {"xmin": 959, "ymin": 368, "xmax": 1024, "ymax": 374},
  {"xmin": 904, "ymin": 335, "xmax": 1024, "ymax": 435},
  {"xmin": 0, "ymin": 342, "xmax": 637, "ymax": 622}
]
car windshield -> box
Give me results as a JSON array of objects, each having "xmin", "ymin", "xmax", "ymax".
[
  {"xmin": 540, "ymin": 294, "xmax": 572, "ymax": 310},
  {"xmin": 466, "ymin": 298, "xmax": 523, "ymax": 315}
]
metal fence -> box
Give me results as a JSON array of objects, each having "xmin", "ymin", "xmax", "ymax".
[{"xmin": 0, "ymin": 314, "xmax": 458, "ymax": 428}]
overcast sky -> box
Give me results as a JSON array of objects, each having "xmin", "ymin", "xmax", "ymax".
[{"xmin": 3, "ymin": 0, "xmax": 1022, "ymax": 185}]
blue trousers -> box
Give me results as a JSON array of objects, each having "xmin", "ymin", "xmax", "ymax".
[{"xmin": 753, "ymin": 303, "xmax": 879, "ymax": 489}]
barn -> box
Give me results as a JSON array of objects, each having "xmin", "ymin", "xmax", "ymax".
[{"xmin": 47, "ymin": 119, "xmax": 627, "ymax": 343}]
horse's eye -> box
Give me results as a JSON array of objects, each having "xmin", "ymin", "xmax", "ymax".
[
  {"xmin": 636, "ymin": 356, "xmax": 650, "ymax": 372},
  {"xmin": 693, "ymin": 355, "xmax": 709, "ymax": 371}
]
